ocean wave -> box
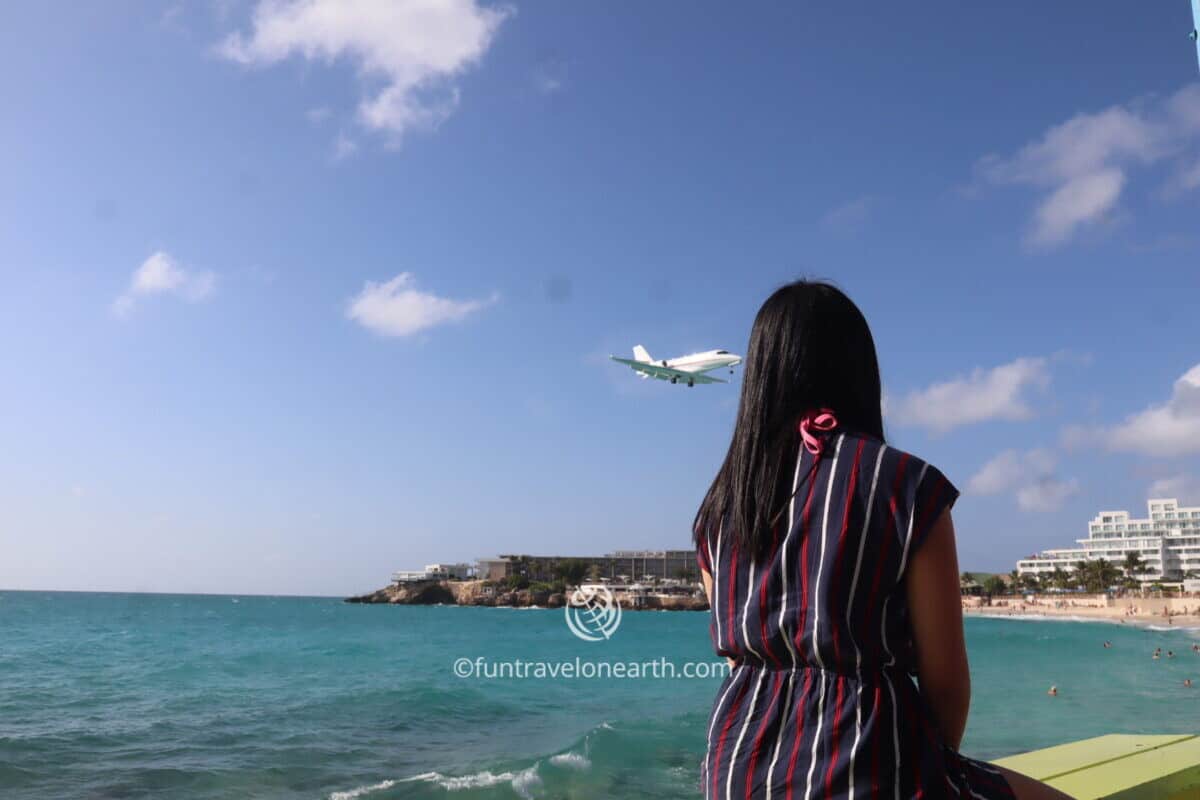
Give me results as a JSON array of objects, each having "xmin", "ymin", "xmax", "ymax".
[
  {"xmin": 548, "ymin": 752, "xmax": 590, "ymax": 769},
  {"xmin": 329, "ymin": 779, "xmax": 397, "ymax": 799},
  {"xmin": 329, "ymin": 766, "xmax": 545, "ymax": 799}
]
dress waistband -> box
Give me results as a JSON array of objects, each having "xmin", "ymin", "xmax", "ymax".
[{"xmin": 731, "ymin": 657, "xmax": 912, "ymax": 679}]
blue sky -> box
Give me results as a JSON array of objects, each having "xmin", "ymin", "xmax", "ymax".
[{"xmin": 2, "ymin": 1, "xmax": 1199, "ymax": 596}]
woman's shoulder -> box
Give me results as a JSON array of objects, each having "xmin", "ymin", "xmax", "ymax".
[{"xmin": 839, "ymin": 434, "xmax": 959, "ymax": 520}]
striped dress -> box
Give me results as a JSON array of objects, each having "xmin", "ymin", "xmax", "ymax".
[{"xmin": 697, "ymin": 429, "xmax": 1014, "ymax": 799}]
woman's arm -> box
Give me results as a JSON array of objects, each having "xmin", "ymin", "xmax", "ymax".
[{"xmin": 905, "ymin": 508, "xmax": 970, "ymax": 750}]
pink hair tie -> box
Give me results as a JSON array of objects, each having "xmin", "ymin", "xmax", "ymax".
[{"xmin": 798, "ymin": 409, "xmax": 838, "ymax": 456}]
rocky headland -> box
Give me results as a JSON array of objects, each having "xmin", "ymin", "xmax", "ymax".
[{"xmin": 344, "ymin": 579, "xmax": 709, "ymax": 611}]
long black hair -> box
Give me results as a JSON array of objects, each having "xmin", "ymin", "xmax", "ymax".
[{"xmin": 693, "ymin": 280, "xmax": 885, "ymax": 557}]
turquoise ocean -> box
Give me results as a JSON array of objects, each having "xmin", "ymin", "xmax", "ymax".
[{"xmin": 2, "ymin": 592, "xmax": 1199, "ymax": 799}]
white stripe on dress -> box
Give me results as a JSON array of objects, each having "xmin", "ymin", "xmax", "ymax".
[
  {"xmin": 763, "ymin": 445, "xmax": 806, "ymax": 800},
  {"xmin": 704, "ymin": 664, "xmax": 745, "ymax": 799},
  {"xmin": 896, "ymin": 463, "xmax": 931, "ymax": 579},
  {"xmin": 712, "ymin": 520, "xmax": 724, "ymax": 652},
  {"xmin": 883, "ymin": 671, "xmax": 901, "ymax": 800},
  {"xmin": 809, "ymin": 433, "xmax": 844, "ymax": 670},
  {"xmin": 740, "ymin": 558, "xmax": 763, "ymax": 663},
  {"xmin": 725, "ymin": 668, "xmax": 768, "ymax": 800},
  {"xmin": 803, "ymin": 435, "xmax": 844, "ymax": 799},
  {"xmin": 762, "ymin": 669, "xmax": 795, "ymax": 800},
  {"xmin": 883, "ymin": 463, "xmax": 929, "ymax": 668},
  {"xmin": 845, "ymin": 443, "xmax": 887, "ymax": 800},
  {"xmin": 802, "ymin": 670, "xmax": 828, "ymax": 800},
  {"xmin": 777, "ymin": 447, "xmax": 805, "ymax": 664}
]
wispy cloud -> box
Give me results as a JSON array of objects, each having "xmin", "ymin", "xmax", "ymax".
[
  {"xmin": 967, "ymin": 448, "xmax": 1078, "ymax": 512},
  {"xmin": 346, "ymin": 273, "xmax": 497, "ymax": 337},
  {"xmin": 819, "ymin": 196, "xmax": 872, "ymax": 233},
  {"xmin": 978, "ymin": 85, "xmax": 1200, "ymax": 247},
  {"xmin": 1064, "ymin": 363, "xmax": 1200, "ymax": 457},
  {"xmin": 532, "ymin": 56, "xmax": 568, "ymax": 95},
  {"xmin": 112, "ymin": 251, "xmax": 216, "ymax": 318},
  {"xmin": 888, "ymin": 356, "xmax": 1050, "ymax": 433},
  {"xmin": 217, "ymin": 0, "xmax": 512, "ymax": 147},
  {"xmin": 1148, "ymin": 473, "xmax": 1200, "ymax": 502}
]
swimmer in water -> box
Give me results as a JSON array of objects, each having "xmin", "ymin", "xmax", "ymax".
[
  {"xmin": 1169, "ymin": 651, "xmax": 1176, "ymax": 658},
  {"xmin": 1047, "ymin": 685, "xmax": 1058, "ymax": 696},
  {"xmin": 1103, "ymin": 641, "xmax": 1111, "ymax": 648},
  {"xmin": 1186, "ymin": 679, "xmax": 1194, "ymax": 688}
]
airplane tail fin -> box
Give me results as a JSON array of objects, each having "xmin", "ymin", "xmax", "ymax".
[{"xmin": 632, "ymin": 345, "xmax": 652, "ymax": 363}]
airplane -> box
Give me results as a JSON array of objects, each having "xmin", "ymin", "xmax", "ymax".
[
  {"xmin": 1192, "ymin": 0, "xmax": 1200, "ymax": 72},
  {"xmin": 609, "ymin": 345, "xmax": 742, "ymax": 387}
]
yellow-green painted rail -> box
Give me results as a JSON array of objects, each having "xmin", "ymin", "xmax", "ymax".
[{"xmin": 995, "ymin": 734, "xmax": 1200, "ymax": 799}]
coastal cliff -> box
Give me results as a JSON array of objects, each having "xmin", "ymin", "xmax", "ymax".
[{"xmin": 344, "ymin": 579, "xmax": 709, "ymax": 611}]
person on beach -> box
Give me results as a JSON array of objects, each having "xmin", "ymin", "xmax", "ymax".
[{"xmin": 694, "ymin": 282, "xmax": 1070, "ymax": 799}]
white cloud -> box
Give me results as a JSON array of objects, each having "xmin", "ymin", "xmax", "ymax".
[
  {"xmin": 889, "ymin": 356, "xmax": 1050, "ymax": 433},
  {"xmin": 1148, "ymin": 473, "xmax": 1200, "ymax": 503},
  {"xmin": 346, "ymin": 273, "xmax": 497, "ymax": 337},
  {"xmin": 979, "ymin": 85, "xmax": 1200, "ymax": 246},
  {"xmin": 112, "ymin": 251, "xmax": 216, "ymax": 318},
  {"xmin": 967, "ymin": 448, "xmax": 1077, "ymax": 512},
  {"xmin": 333, "ymin": 131, "xmax": 358, "ymax": 160},
  {"xmin": 218, "ymin": 0, "xmax": 511, "ymax": 146},
  {"xmin": 1016, "ymin": 476, "xmax": 1080, "ymax": 513},
  {"xmin": 1102, "ymin": 364, "xmax": 1200, "ymax": 456}
]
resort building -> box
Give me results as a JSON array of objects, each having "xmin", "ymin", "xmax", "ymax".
[
  {"xmin": 1016, "ymin": 498, "xmax": 1200, "ymax": 582},
  {"xmin": 492, "ymin": 550, "xmax": 699, "ymax": 583},
  {"xmin": 423, "ymin": 563, "xmax": 473, "ymax": 580}
]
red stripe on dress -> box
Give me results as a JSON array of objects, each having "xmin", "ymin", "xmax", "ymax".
[
  {"xmin": 784, "ymin": 667, "xmax": 815, "ymax": 800},
  {"xmin": 870, "ymin": 683, "xmax": 883, "ymax": 797},
  {"xmin": 864, "ymin": 453, "xmax": 909, "ymax": 648},
  {"xmin": 725, "ymin": 540, "xmax": 739, "ymax": 653},
  {"xmin": 711, "ymin": 674, "xmax": 752, "ymax": 800},
  {"xmin": 794, "ymin": 460, "xmax": 820, "ymax": 659},
  {"xmin": 828, "ymin": 439, "xmax": 864, "ymax": 668},
  {"xmin": 914, "ymin": 475, "xmax": 947, "ymax": 546},
  {"xmin": 743, "ymin": 671, "xmax": 786, "ymax": 799},
  {"xmin": 824, "ymin": 675, "xmax": 847, "ymax": 796},
  {"xmin": 757, "ymin": 524, "xmax": 782, "ymax": 667}
]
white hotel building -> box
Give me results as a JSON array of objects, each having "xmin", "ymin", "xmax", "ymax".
[{"xmin": 1016, "ymin": 498, "xmax": 1200, "ymax": 582}]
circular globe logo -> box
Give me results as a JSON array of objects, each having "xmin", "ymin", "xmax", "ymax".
[{"xmin": 564, "ymin": 584, "xmax": 622, "ymax": 641}]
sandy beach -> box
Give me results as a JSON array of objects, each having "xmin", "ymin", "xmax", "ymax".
[{"xmin": 963, "ymin": 595, "xmax": 1200, "ymax": 629}]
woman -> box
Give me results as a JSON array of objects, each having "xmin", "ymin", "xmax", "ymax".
[{"xmin": 694, "ymin": 281, "xmax": 1069, "ymax": 799}]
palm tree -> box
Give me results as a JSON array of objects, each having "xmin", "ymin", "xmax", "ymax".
[
  {"xmin": 1122, "ymin": 552, "xmax": 1149, "ymax": 590},
  {"xmin": 1072, "ymin": 560, "xmax": 1092, "ymax": 591},
  {"xmin": 1049, "ymin": 567, "xmax": 1070, "ymax": 591},
  {"xmin": 1094, "ymin": 558, "xmax": 1120, "ymax": 593}
]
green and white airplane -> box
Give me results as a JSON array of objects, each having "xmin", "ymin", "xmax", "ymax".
[
  {"xmin": 609, "ymin": 345, "xmax": 742, "ymax": 387},
  {"xmin": 1191, "ymin": 0, "xmax": 1200, "ymax": 72}
]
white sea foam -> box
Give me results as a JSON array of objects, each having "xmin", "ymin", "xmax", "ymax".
[
  {"xmin": 390, "ymin": 765, "xmax": 544, "ymax": 797},
  {"xmin": 328, "ymin": 779, "xmax": 397, "ymax": 799},
  {"xmin": 549, "ymin": 752, "xmax": 591, "ymax": 769}
]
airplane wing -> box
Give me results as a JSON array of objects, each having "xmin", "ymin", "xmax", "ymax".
[
  {"xmin": 609, "ymin": 357, "xmax": 727, "ymax": 384},
  {"xmin": 1193, "ymin": 0, "xmax": 1200, "ymax": 72}
]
